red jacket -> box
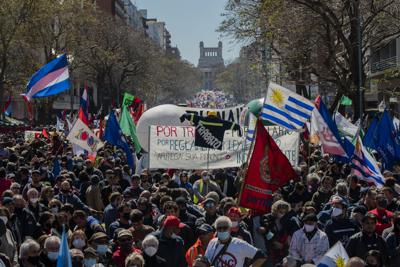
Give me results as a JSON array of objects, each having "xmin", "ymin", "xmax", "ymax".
[
  {"xmin": 112, "ymin": 247, "xmax": 141, "ymax": 267},
  {"xmin": 369, "ymin": 209, "xmax": 393, "ymax": 235},
  {"xmin": 0, "ymin": 178, "xmax": 11, "ymax": 198}
]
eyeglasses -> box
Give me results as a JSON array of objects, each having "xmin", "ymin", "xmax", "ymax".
[{"xmin": 204, "ymin": 203, "xmax": 215, "ymax": 209}]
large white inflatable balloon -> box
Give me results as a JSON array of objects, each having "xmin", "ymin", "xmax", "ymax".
[{"xmin": 136, "ymin": 104, "xmax": 189, "ymax": 152}]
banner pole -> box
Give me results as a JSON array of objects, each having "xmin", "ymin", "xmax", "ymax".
[{"xmin": 207, "ymin": 148, "xmax": 210, "ymax": 170}]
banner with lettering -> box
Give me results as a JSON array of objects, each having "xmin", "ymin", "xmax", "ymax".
[
  {"xmin": 148, "ymin": 125, "xmax": 299, "ymax": 169},
  {"xmin": 180, "ymin": 105, "xmax": 245, "ymax": 124}
]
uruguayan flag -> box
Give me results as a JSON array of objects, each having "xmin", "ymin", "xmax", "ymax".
[
  {"xmin": 261, "ymin": 82, "xmax": 314, "ymax": 131},
  {"xmin": 246, "ymin": 112, "xmax": 257, "ymax": 142},
  {"xmin": 317, "ymin": 241, "xmax": 349, "ymax": 267},
  {"xmin": 352, "ymin": 134, "xmax": 385, "ymax": 188}
]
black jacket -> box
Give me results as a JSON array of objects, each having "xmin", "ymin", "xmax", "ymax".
[
  {"xmin": 324, "ymin": 218, "xmax": 359, "ymax": 247},
  {"xmin": 151, "ymin": 230, "xmax": 187, "ymax": 267},
  {"xmin": 346, "ymin": 231, "xmax": 388, "ymax": 263},
  {"xmin": 143, "ymin": 253, "xmax": 167, "ymax": 267}
]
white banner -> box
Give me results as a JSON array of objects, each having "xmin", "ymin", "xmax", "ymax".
[
  {"xmin": 180, "ymin": 105, "xmax": 245, "ymax": 124},
  {"xmin": 149, "ymin": 125, "xmax": 299, "ymax": 170}
]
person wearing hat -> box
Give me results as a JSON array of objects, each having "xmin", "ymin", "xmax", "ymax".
[
  {"xmin": 112, "ymin": 229, "xmax": 141, "ymax": 267},
  {"xmin": 227, "ymin": 207, "xmax": 252, "ymax": 245},
  {"xmin": 346, "ymin": 213, "xmax": 388, "ymax": 263},
  {"xmin": 193, "ymin": 171, "xmax": 222, "ymax": 204},
  {"xmin": 151, "ymin": 215, "xmax": 187, "ymax": 267},
  {"xmin": 83, "ymin": 247, "xmax": 98, "ymax": 267},
  {"xmin": 324, "ymin": 196, "xmax": 359, "ymax": 247},
  {"xmin": 289, "ymin": 213, "xmax": 329, "ymax": 264},
  {"xmin": 186, "ymin": 224, "xmax": 214, "ymax": 267},
  {"xmin": 195, "ymin": 198, "xmax": 219, "ymax": 227},
  {"xmin": 88, "ymin": 232, "xmax": 110, "ymax": 266}
]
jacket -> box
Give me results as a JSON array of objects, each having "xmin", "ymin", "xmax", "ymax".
[
  {"xmin": 186, "ymin": 239, "xmax": 206, "ymax": 267},
  {"xmin": 346, "ymin": 231, "xmax": 388, "ymax": 263},
  {"xmin": 324, "ymin": 218, "xmax": 359, "ymax": 246},
  {"xmin": 54, "ymin": 193, "xmax": 90, "ymax": 213},
  {"xmin": 85, "ymin": 185, "xmax": 104, "ymax": 211},
  {"xmin": 152, "ymin": 230, "xmax": 187, "ymax": 267},
  {"xmin": 385, "ymin": 232, "xmax": 400, "ymax": 267},
  {"xmin": 289, "ymin": 227, "xmax": 329, "ymax": 264},
  {"xmin": 369, "ymin": 208, "xmax": 393, "ymax": 235}
]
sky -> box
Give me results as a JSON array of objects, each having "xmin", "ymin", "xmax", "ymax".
[{"xmin": 135, "ymin": 0, "xmax": 242, "ymax": 66}]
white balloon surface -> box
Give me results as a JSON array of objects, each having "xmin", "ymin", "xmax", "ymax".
[{"xmin": 136, "ymin": 104, "xmax": 189, "ymax": 152}]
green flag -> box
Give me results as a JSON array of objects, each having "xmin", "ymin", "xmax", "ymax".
[
  {"xmin": 119, "ymin": 105, "xmax": 141, "ymax": 153},
  {"xmin": 340, "ymin": 95, "xmax": 352, "ymax": 106},
  {"xmin": 122, "ymin": 92, "xmax": 135, "ymax": 107}
]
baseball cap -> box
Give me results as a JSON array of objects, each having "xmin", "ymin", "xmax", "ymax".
[
  {"xmin": 117, "ymin": 229, "xmax": 133, "ymax": 239},
  {"xmin": 197, "ymin": 224, "xmax": 214, "ymax": 235},
  {"xmin": 163, "ymin": 215, "xmax": 185, "ymax": 228},
  {"xmin": 302, "ymin": 213, "xmax": 318, "ymax": 223},
  {"xmin": 2, "ymin": 197, "xmax": 14, "ymax": 205},
  {"xmin": 227, "ymin": 207, "xmax": 242, "ymax": 217}
]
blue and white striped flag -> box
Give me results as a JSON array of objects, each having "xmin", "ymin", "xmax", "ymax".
[
  {"xmin": 352, "ymin": 133, "xmax": 385, "ymax": 188},
  {"xmin": 261, "ymin": 82, "xmax": 314, "ymax": 131},
  {"xmin": 246, "ymin": 112, "xmax": 257, "ymax": 142}
]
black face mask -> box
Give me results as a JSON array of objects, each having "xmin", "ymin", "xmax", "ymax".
[
  {"xmin": 122, "ymin": 213, "xmax": 130, "ymax": 221},
  {"xmin": 27, "ymin": 255, "xmax": 40, "ymax": 265},
  {"xmin": 120, "ymin": 241, "xmax": 132, "ymax": 252},
  {"xmin": 61, "ymin": 189, "xmax": 70, "ymax": 194},
  {"xmin": 72, "ymin": 260, "xmax": 83, "ymax": 267},
  {"xmin": 377, "ymin": 199, "xmax": 388, "ymax": 208},
  {"xmin": 14, "ymin": 207, "xmax": 23, "ymax": 214}
]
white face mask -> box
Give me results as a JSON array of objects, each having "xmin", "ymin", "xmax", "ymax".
[
  {"xmin": 202, "ymin": 175, "xmax": 209, "ymax": 181},
  {"xmin": 144, "ymin": 246, "xmax": 158, "ymax": 257},
  {"xmin": 331, "ymin": 207, "xmax": 343, "ymax": 217},
  {"xmin": 304, "ymin": 224, "xmax": 316, "ymax": 232},
  {"xmin": 51, "ymin": 207, "xmax": 59, "ymax": 213},
  {"xmin": 30, "ymin": 198, "xmax": 39, "ymax": 204},
  {"xmin": 231, "ymin": 221, "xmax": 239, "ymax": 228},
  {"xmin": 0, "ymin": 216, "xmax": 8, "ymax": 225},
  {"xmin": 47, "ymin": 251, "xmax": 59, "ymax": 261},
  {"xmin": 73, "ymin": 238, "xmax": 86, "ymax": 249}
]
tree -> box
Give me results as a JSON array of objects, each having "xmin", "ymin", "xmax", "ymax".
[{"xmin": 220, "ymin": 0, "xmax": 400, "ymax": 117}]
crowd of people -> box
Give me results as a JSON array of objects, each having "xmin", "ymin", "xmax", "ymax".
[
  {"xmin": 0, "ymin": 129, "xmax": 397, "ymax": 267},
  {"xmin": 187, "ymin": 91, "xmax": 235, "ymax": 109}
]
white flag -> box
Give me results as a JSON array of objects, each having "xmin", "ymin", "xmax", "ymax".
[
  {"xmin": 317, "ymin": 241, "xmax": 349, "ymax": 267},
  {"xmin": 334, "ymin": 112, "xmax": 358, "ymax": 138},
  {"xmin": 67, "ymin": 119, "xmax": 104, "ymax": 153}
]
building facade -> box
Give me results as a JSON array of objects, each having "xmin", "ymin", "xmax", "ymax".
[{"xmin": 198, "ymin": 41, "xmax": 224, "ymax": 90}]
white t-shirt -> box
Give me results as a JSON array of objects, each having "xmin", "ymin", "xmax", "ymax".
[{"xmin": 205, "ymin": 237, "xmax": 258, "ymax": 267}]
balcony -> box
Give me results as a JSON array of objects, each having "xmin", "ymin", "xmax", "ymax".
[{"xmin": 371, "ymin": 56, "xmax": 398, "ymax": 73}]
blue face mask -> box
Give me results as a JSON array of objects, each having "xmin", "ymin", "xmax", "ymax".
[
  {"xmin": 217, "ymin": 231, "xmax": 230, "ymax": 241},
  {"xmin": 84, "ymin": 258, "xmax": 97, "ymax": 267}
]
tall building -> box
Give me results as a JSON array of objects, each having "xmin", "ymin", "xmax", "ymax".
[
  {"xmin": 198, "ymin": 41, "xmax": 224, "ymax": 90},
  {"xmin": 96, "ymin": 0, "xmax": 126, "ymax": 21}
]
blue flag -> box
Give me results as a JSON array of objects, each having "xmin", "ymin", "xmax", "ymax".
[
  {"xmin": 363, "ymin": 115, "xmax": 380, "ymax": 150},
  {"xmin": 104, "ymin": 111, "xmax": 134, "ymax": 168},
  {"xmin": 52, "ymin": 158, "xmax": 61, "ymax": 177},
  {"xmin": 56, "ymin": 228, "xmax": 72, "ymax": 267},
  {"xmin": 374, "ymin": 110, "xmax": 400, "ymax": 169}
]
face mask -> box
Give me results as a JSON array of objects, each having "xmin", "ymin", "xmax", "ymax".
[
  {"xmin": 122, "ymin": 213, "xmax": 130, "ymax": 221},
  {"xmin": 144, "ymin": 246, "xmax": 157, "ymax": 257},
  {"xmin": 231, "ymin": 221, "xmax": 239, "ymax": 228},
  {"xmin": 331, "ymin": 207, "xmax": 343, "ymax": 217},
  {"xmin": 47, "ymin": 251, "xmax": 59, "ymax": 261},
  {"xmin": 30, "ymin": 198, "xmax": 39, "ymax": 204},
  {"xmin": 84, "ymin": 258, "xmax": 96, "ymax": 267},
  {"xmin": 202, "ymin": 175, "xmax": 209, "ymax": 181},
  {"xmin": 51, "ymin": 207, "xmax": 59, "ymax": 213},
  {"xmin": 0, "ymin": 216, "xmax": 8, "ymax": 225},
  {"xmin": 377, "ymin": 199, "xmax": 388, "ymax": 208},
  {"xmin": 96, "ymin": 244, "xmax": 108, "ymax": 254},
  {"xmin": 27, "ymin": 256, "xmax": 40, "ymax": 265},
  {"xmin": 217, "ymin": 231, "xmax": 230, "ymax": 241},
  {"xmin": 73, "ymin": 238, "xmax": 86, "ymax": 249},
  {"xmin": 61, "ymin": 189, "xmax": 70, "ymax": 194},
  {"xmin": 304, "ymin": 224, "xmax": 316, "ymax": 232}
]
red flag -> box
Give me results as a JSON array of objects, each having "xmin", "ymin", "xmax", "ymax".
[
  {"xmin": 239, "ymin": 120, "xmax": 298, "ymax": 213},
  {"xmin": 97, "ymin": 118, "xmax": 104, "ymax": 139},
  {"xmin": 42, "ymin": 128, "xmax": 50, "ymax": 139},
  {"xmin": 133, "ymin": 103, "xmax": 144, "ymax": 124},
  {"xmin": 78, "ymin": 107, "xmax": 89, "ymax": 125}
]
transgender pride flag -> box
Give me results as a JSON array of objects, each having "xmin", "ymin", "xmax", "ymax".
[{"xmin": 23, "ymin": 54, "xmax": 70, "ymax": 101}]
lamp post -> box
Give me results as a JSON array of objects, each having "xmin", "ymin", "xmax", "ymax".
[{"xmin": 355, "ymin": 0, "xmax": 363, "ymax": 121}]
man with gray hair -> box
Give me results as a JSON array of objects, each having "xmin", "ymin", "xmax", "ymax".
[
  {"xmin": 40, "ymin": 236, "xmax": 61, "ymax": 266},
  {"xmin": 141, "ymin": 235, "xmax": 166, "ymax": 267},
  {"xmin": 205, "ymin": 216, "xmax": 266, "ymax": 267},
  {"xmin": 19, "ymin": 239, "xmax": 43, "ymax": 267}
]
